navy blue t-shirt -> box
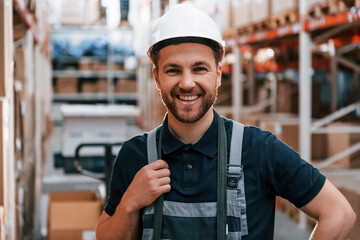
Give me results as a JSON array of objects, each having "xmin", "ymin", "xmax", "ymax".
[{"xmin": 105, "ymin": 111, "xmax": 326, "ymax": 239}]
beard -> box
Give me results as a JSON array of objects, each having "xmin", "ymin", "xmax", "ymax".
[{"xmin": 160, "ymin": 86, "xmax": 218, "ymax": 124}]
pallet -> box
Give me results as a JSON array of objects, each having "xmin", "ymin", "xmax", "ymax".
[
  {"xmin": 307, "ymin": 0, "xmax": 359, "ymax": 19},
  {"xmin": 222, "ymin": 29, "xmax": 236, "ymax": 40},
  {"xmin": 270, "ymin": 10, "xmax": 299, "ymax": 29}
]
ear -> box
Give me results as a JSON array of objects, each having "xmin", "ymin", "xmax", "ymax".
[
  {"xmin": 216, "ymin": 64, "xmax": 222, "ymax": 87},
  {"xmin": 153, "ymin": 68, "xmax": 160, "ymax": 90}
]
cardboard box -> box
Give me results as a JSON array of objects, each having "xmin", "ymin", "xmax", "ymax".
[
  {"xmin": 276, "ymin": 81, "xmax": 298, "ymax": 114},
  {"xmin": 258, "ymin": 114, "xmax": 328, "ymax": 159},
  {"xmin": 92, "ymin": 62, "xmax": 107, "ymax": 71},
  {"xmin": 327, "ymin": 122, "xmax": 360, "ymax": 168},
  {"xmin": 115, "ymin": 78, "xmax": 137, "ymax": 93},
  {"xmin": 47, "ymin": 192, "xmax": 101, "ymax": 240},
  {"xmin": 56, "ymin": 78, "xmax": 78, "ymax": 94},
  {"xmin": 81, "ymin": 82, "xmax": 97, "ymax": 93},
  {"xmin": 232, "ymin": 0, "xmax": 252, "ymax": 28},
  {"xmin": 79, "ymin": 60, "xmax": 93, "ymax": 71},
  {"xmin": 61, "ymin": 0, "xmax": 100, "ymax": 25},
  {"xmin": 113, "ymin": 63, "xmax": 124, "ymax": 71},
  {"xmin": 272, "ymin": 0, "xmax": 297, "ymax": 15},
  {"xmin": 96, "ymin": 78, "xmax": 107, "ymax": 93},
  {"xmin": 251, "ymin": 0, "xmax": 271, "ymax": 23}
]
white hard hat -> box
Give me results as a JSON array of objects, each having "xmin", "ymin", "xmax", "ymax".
[{"xmin": 148, "ymin": 3, "xmax": 225, "ymax": 60}]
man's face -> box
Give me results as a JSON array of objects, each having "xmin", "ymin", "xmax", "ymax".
[{"xmin": 153, "ymin": 43, "xmax": 222, "ymax": 123}]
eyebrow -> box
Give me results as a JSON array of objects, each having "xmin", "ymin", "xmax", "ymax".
[
  {"xmin": 162, "ymin": 63, "xmax": 181, "ymax": 71},
  {"xmin": 193, "ymin": 61, "xmax": 211, "ymax": 68}
]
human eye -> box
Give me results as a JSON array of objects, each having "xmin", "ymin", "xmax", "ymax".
[
  {"xmin": 193, "ymin": 66, "xmax": 208, "ymax": 73},
  {"xmin": 165, "ymin": 68, "xmax": 180, "ymax": 74}
]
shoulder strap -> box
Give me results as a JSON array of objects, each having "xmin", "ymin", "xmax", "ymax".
[
  {"xmin": 147, "ymin": 127, "xmax": 158, "ymax": 164},
  {"xmin": 217, "ymin": 115, "xmax": 227, "ymax": 240},
  {"xmin": 228, "ymin": 121, "xmax": 248, "ymax": 237},
  {"xmin": 147, "ymin": 126, "xmax": 164, "ymax": 240},
  {"xmin": 229, "ymin": 121, "xmax": 244, "ymax": 166}
]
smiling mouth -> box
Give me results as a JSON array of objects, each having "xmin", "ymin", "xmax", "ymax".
[{"xmin": 177, "ymin": 95, "xmax": 200, "ymax": 101}]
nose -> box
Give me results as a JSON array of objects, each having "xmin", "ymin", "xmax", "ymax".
[{"xmin": 178, "ymin": 70, "xmax": 195, "ymax": 91}]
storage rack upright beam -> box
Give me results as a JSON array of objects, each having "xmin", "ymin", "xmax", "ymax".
[{"xmin": 299, "ymin": 0, "xmax": 312, "ymax": 229}]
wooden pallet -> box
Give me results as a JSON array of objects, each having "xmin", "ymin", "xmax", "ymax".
[
  {"xmin": 270, "ymin": 10, "xmax": 299, "ymax": 29},
  {"xmin": 307, "ymin": 0, "xmax": 358, "ymax": 19},
  {"xmin": 222, "ymin": 29, "xmax": 236, "ymax": 40},
  {"xmin": 253, "ymin": 19, "xmax": 273, "ymax": 32}
]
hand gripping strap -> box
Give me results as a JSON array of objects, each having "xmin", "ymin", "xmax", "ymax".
[{"xmin": 229, "ymin": 121, "xmax": 248, "ymax": 237}]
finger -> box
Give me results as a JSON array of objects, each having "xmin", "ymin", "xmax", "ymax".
[
  {"xmin": 158, "ymin": 184, "xmax": 171, "ymax": 194},
  {"xmin": 153, "ymin": 168, "xmax": 171, "ymax": 178},
  {"xmin": 156, "ymin": 176, "xmax": 171, "ymax": 186},
  {"xmin": 150, "ymin": 159, "xmax": 169, "ymax": 170}
]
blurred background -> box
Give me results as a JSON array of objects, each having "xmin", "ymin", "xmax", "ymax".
[{"xmin": 1, "ymin": 0, "xmax": 360, "ymax": 239}]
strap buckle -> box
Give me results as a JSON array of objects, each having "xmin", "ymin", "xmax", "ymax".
[{"xmin": 227, "ymin": 165, "xmax": 243, "ymax": 189}]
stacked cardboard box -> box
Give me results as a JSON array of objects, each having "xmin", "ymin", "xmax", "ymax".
[
  {"xmin": 327, "ymin": 122, "xmax": 360, "ymax": 168},
  {"xmin": 56, "ymin": 78, "xmax": 78, "ymax": 93},
  {"xmin": 92, "ymin": 62, "xmax": 107, "ymax": 71},
  {"xmin": 115, "ymin": 78, "xmax": 137, "ymax": 93},
  {"xmin": 254, "ymin": 114, "xmax": 328, "ymax": 159},
  {"xmin": 96, "ymin": 78, "xmax": 108, "ymax": 93},
  {"xmin": 61, "ymin": 0, "xmax": 100, "ymax": 25},
  {"xmin": 79, "ymin": 59, "xmax": 93, "ymax": 71},
  {"xmin": 81, "ymin": 81, "xmax": 97, "ymax": 93},
  {"xmin": 47, "ymin": 192, "xmax": 101, "ymax": 240},
  {"xmin": 276, "ymin": 81, "xmax": 298, "ymax": 114}
]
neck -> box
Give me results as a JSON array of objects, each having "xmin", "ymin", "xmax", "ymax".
[{"xmin": 167, "ymin": 108, "xmax": 214, "ymax": 144}]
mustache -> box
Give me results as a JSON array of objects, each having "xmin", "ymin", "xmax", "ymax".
[{"xmin": 171, "ymin": 86, "xmax": 204, "ymax": 95}]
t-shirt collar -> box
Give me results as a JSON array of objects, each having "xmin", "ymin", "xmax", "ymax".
[{"xmin": 161, "ymin": 110, "xmax": 218, "ymax": 158}]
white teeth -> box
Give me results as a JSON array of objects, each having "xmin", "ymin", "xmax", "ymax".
[{"xmin": 179, "ymin": 95, "xmax": 198, "ymax": 101}]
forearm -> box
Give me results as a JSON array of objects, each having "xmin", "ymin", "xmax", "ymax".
[
  {"xmin": 96, "ymin": 201, "xmax": 141, "ymax": 240},
  {"xmin": 309, "ymin": 211, "xmax": 356, "ymax": 240}
]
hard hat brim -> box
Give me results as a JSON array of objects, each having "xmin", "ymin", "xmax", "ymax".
[{"xmin": 148, "ymin": 36, "xmax": 225, "ymax": 61}]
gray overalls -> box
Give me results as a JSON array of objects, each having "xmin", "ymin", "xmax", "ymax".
[{"xmin": 142, "ymin": 119, "xmax": 248, "ymax": 239}]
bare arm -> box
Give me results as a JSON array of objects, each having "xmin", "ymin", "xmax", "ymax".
[
  {"xmin": 96, "ymin": 160, "xmax": 171, "ymax": 240},
  {"xmin": 300, "ymin": 179, "xmax": 356, "ymax": 240}
]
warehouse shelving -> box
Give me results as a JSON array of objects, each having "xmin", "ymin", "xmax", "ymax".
[
  {"xmin": 224, "ymin": 8, "xmax": 360, "ymax": 46},
  {"xmin": 1, "ymin": 0, "xmax": 53, "ymax": 239},
  {"xmin": 50, "ymin": 26, "xmax": 138, "ymax": 104},
  {"xmin": 52, "ymin": 92, "xmax": 138, "ymax": 103},
  {"xmin": 222, "ymin": 0, "xmax": 360, "ymax": 231}
]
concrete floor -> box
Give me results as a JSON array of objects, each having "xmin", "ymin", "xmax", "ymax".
[{"xmin": 274, "ymin": 211, "xmax": 311, "ymax": 240}]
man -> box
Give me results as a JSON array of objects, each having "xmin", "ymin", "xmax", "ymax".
[{"xmin": 96, "ymin": 3, "xmax": 356, "ymax": 240}]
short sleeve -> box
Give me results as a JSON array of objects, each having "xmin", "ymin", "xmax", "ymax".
[
  {"xmin": 265, "ymin": 134, "xmax": 326, "ymax": 208},
  {"xmin": 104, "ymin": 136, "xmax": 148, "ymax": 216}
]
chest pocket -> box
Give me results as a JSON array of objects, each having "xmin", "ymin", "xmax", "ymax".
[{"xmin": 143, "ymin": 120, "xmax": 248, "ymax": 240}]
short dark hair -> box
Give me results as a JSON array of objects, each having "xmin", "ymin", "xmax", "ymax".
[{"xmin": 148, "ymin": 37, "xmax": 222, "ymax": 70}]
